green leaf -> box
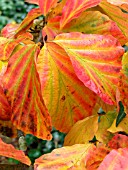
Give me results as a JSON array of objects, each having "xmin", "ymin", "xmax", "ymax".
[{"xmin": 116, "ymin": 101, "xmax": 126, "ymax": 127}]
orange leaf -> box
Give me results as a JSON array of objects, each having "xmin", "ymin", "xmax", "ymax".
[
  {"xmin": 108, "ymin": 134, "xmax": 128, "ymax": 149},
  {"xmin": 54, "ymin": 32, "xmax": 124, "ymax": 105},
  {"xmin": 0, "ymin": 138, "xmax": 31, "ymax": 165},
  {"xmin": 34, "ymin": 144, "xmax": 94, "ymax": 170},
  {"xmin": 98, "ymin": 148, "xmax": 128, "ymax": 170},
  {"xmin": 99, "ymin": 0, "xmax": 128, "ymax": 40},
  {"xmin": 14, "ymin": 8, "xmax": 42, "ymax": 38},
  {"xmin": 60, "ymin": 0, "xmax": 101, "ymax": 28},
  {"xmin": 25, "ymin": 0, "xmax": 39, "ymax": 5},
  {"xmin": 64, "ymin": 115, "xmax": 99, "ymax": 146},
  {"xmin": 39, "ymin": 0, "xmax": 58, "ymax": 16},
  {"xmin": 1, "ymin": 23, "xmax": 19, "ymax": 38},
  {"xmin": 3, "ymin": 44, "xmax": 52, "ymax": 140},
  {"xmin": 37, "ymin": 42, "xmax": 98, "ymax": 133},
  {"xmin": 86, "ymin": 146, "xmax": 110, "ymax": 170},
  {"xmin": 62, "ymin": 11, "xmax": 128, "ymax": 45},
  {"xmin": 0, "ymin": 85, "xmax": 11, "ymax": 121}
]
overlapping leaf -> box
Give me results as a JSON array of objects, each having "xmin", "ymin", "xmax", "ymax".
[
  {"xmin": 37, "ymin": 42, "xmax": 98, "ymax": 133},
  {"xmin": 14, "ymin": 8, "xmax": 42, "ymax": 38},
  {"xmin": 64, "ymin": 115, "xmax": 99, "ymax": 146},
  {"xmin": 99, "ymin": 0, "xmax": 128, "ymax": 40},
  {"xmin": 98, "ymin": 148, "xmax": 128, "ymax": 170},
  {"xmin": 107, "ymin": 116, "xmax": 128, "ymax": 133},
  {"xmin": 62, "ymin": 11, "xmax": 127, "ymax": 45},
  {"xmin": 107, "ymin": 0, "xmax": 128, "ymax": 5},
  {"xmin": 3, "ymin": 44, "xmax": 52, "ymax": 140},
  {"xmin": 54, "ymin": 32, "xmax": 124, "ymax": 105},
  {"xmin": 60, "ymin": 0, "xmax": 101, "ymax": 28},
  {"xmin": 0, "ymin": 138, "xmax": 31, "ymax": 165},
  {"xmin": 108, "ymin": 134, "xmax": 128, "ymax": 149},
  {"xmin": 86, "ymin": 146, "xmax": 110, "ymax": 170},
  {"xmin": 34, "ymin": 144, "xmax": 94, "ymax": 170},
  {"xmin": 25, "ymin": 0, "xmax": 39, "ymax": 5},
  {"xmin": 95, "ymin": 111, "xmax": 117, "ymax": 143}
]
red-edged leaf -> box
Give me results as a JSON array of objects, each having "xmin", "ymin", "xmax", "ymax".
[
  {"xmin": 34, "ymin": 144, "xmax": 94, "ymax": 170},
  {"xmin": 86, "ymin": 146, "xmax": 110, "ymax": 170},
  {"xmin": 64, "ymin": 115, "xmax": 99, "ymax": 146},
  {"xmin": 99, "ymin": 0, "xmax": 128, "ymax": 40},
  {"xmin": 107, "ymin": 0, "xmax": 128, "ymax": 5},
  {"xmin": 14, "ymin": 8, "xmax": 42, "ymax": 38},
  {"xmin": 37, "ymin": 42, "xmax": 98, "ymax": 133},
  {"xmin": 42, "ymin": 25, "xmax": 58, "ymax": 41},
  {"xmin": 1, "ymin": 23, "xmax": 19, "ymax": 38},
  {"xmin": 25, "ymin": 0, "xmax": 39, "ymax": 5},
  {"xmin": 0, "ymin": 138, "xmax": 31, "ymax": 165},
  {"xmin": 62, "ymin": 11, "xmax": 128, "ymax": 45},
  {"xmin": 0, "ymin": 85, "xmax": 11, "ymax": 121},
  {"xmin": 3, "ymin": 44, "xmax": 52, "ymax": 140},
  {"xmin": 98, "ymin": 148, "xmax": 128, "ymax": 170},
  {"xmin": 54, "ymin": 32, "xmax": 124, "ymax": 105},
  {"xmin": 38, "ymin": 0, "xmax": 58, "ymax": 16},
  {"xmin": 0, "ymin": 120, "xmax": 17, "ymax": 138},
  {"xmin": 60, "ymin": 0, "xmax": 101, "ymax": 28},
  {"xmin": 108, "ymin": 134, "xmax": 128, "ymax": 149}
]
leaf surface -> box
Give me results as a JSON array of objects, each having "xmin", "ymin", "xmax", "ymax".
[
  {"xmin": 108, "ymin": 134, "xmax": 128, "ymax": 149},
  {"xmin": 62, "ymin": 11, "xmax": 127, "ymax": 45},
  {"xmin": 25, "ymin": 0, "xmax": 39, "ymax": 5},
  {"xmin": 37, "ymin": 42, "xmax": 98, "ymax": 133},
  {"xmin": 86, "ymin": 146, "xmax": 110, "ymax": 170},
  {"xmin": 14, "ymin": 8, "xmax": 42, "ymax": 38},
  {"xmin": 64, "ymin": 115, "xmax": 98, "ymax": 146},
  {"xmin": 107, "ymin": 115, "xmax": 128, "ymax": 133},
  {"xmin": 54, "ymin": 32, "xmax": 124, "ymax": 104},
  {"xmin": 98, "ymin": 148, "xmax": 128, "ymax": 170},
  {"xmin": 0, "ymin": 138, "xmax": 31, "ymax": 165},
  {"xmin": 34, "ymin": 144, "xmax": 94, "ymax": 170},
  {"xmin": 96, "ymin": 111, "xmax": 117, "ymax": 143},
  {"xmin": 3, "ymin": 44, "xmax": 52, "ymax": 140},
  {"xmin": 99, "ymin": 0, "xmax": 128, "ymax": 40},
  {"xmin": 107, "ymin": 0, "xmax": 128, "ymax": 5},
  {"xmin": 60, "ymin": 0, "xmax": 101, "ymax": 28},
  {"xmin": 38, "ymin": 0, "xmax": 58, "ymax": 16},
  {"xmin": 116, "ymin": 101, "xmax": 126, "ymax": 127},
  {"xmin": 0, "ymin": 85, "xmax": 11, "ymax": 121}
]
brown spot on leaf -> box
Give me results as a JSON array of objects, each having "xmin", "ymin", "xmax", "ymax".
[
  {"xmin": 4, "ymin": 89, "xmax": 8, "ymax": 95},
  {"xmin": 21, "ymin": 121, "xmax": 26, "ymax": 128},
  {"xmin": 61, "ymin": 95, "xmax": 65, "ymax": 101},
  {"xmin": 28, "ymin": 90, "xmax": 31, "ymax": 98}
]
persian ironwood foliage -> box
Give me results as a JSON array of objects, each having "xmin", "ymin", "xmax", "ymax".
[{"xmin": 0, "ymin": 0, "xmax": 128, "ymax": 169}]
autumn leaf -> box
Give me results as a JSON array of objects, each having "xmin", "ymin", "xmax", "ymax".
[
  {"xmin": 37, "ymin": 42, "xmax": 98, "ymax": 133},
  {"xmin": 86, "ymin": 146, "xmax": 110, "ymax": 170},
  {"xmin": 60, "ymin": 0, "xmax": 101, "ymax": 28},
  {"xmin": 62, "ymin": 11, "xmax": 127, "ymax": 45},
  {"xmin": 34, "ymin": 144, "xmax": 94, "ymax": 170},
  {"xmin": 107, "ymin": 0, "xmax": 128, "ymax": 6},
  {"xmin": 1, "ymin": 23, "xmax": 19, "ymax": 38},
  {"xmin": 0, "ymin": 85, "xmax": 11, "ymax": 121},
  {"xmin": 3, "ymin": 44, "xmax": 52, "ymax": 140},
  {"xmin": 107, "ymin": 115, "xmax": 128, "ymax": 134},
  {"xmin": 14, "ymin": 8, "xmax": 42, "ymax": 38},
  {"xmin": 108, "ymin": 134, "xmax": 128, "ymax": 149},
  {"xmin": 0, "ymin": 138, "xmax": 31, "ymax": 165},
  {"xmin": 95, "ymin": 111, "xmax": 117, "ymax": 143},
  {"xmin": 64, "ymin": 115, "xmax": 99, "ymax": 146},
  {"xmin": 54, "ymin": 32, "xmax": 124, "ymax": 105},
  {"xmin": 98, "ymin": 148, "xmax": 128, "ymax": 170},
  {"xmin": 25, "ymin": 0, "xmax": 39, "ymax": 5},
  {"xmin": 99, "ymin": 0, "xmax": 128, "ymax": 40}
]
